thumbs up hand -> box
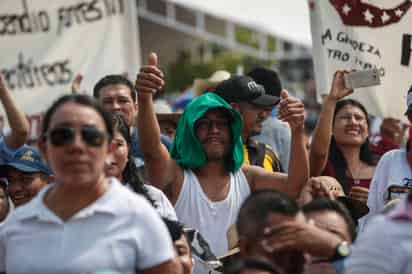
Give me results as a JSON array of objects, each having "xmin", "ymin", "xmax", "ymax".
[
  {"xmin": 278, "ymin": 89, "xmax": 305, "ymax": 130},
  {"xmin": 71, "ymin": 74, "xmax": 83, "ymax": 94},
  {"xmin": 0, "ymin": 73, "xmax": 7, "ymax": 94},
  {"xmin": 135, "ymin": 52, "xmax": 165, "ymax": 96}
]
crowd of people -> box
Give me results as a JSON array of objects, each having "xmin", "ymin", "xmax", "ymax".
[{"xmin": 0, "ymin": 51, "xmax": 410, "ymax": 274}]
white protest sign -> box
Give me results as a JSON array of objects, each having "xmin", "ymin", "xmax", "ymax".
[
  {"xmin": 309, "ymin": 0, "xmax": 412, "ymax": 120},
  {"xmin": 0, "ymin": 0, "xmax": 140, "ymax": 117}
]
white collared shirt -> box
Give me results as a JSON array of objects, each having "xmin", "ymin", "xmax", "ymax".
[
  {"xmin": 0, "ymin": 178, "xmax": 174, "ymax": 274},
  {"xmin": 346, "ymin": 197, "xmax": 412, "ymax": 274}
]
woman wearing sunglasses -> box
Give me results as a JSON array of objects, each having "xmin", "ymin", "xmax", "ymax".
[
  {"xmin": 105, "ymin": 113, "xmax": 177, "ymax": 220},
  {"xmin": 0, "ymin": 94, "xmax": 181, "ymax": 274}
]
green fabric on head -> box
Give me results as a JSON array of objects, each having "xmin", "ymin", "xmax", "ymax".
[{"xmin": 171, "ymin": 92, "xmax": 244, "ymax": 172}]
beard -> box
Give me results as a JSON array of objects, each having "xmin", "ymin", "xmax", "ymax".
[{"xmin": 204, "ymin": 148, "xmax": 227, "ymax": 161}]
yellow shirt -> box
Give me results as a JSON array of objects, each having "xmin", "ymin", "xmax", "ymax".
[{"xmin": 243, "ymin": 140, "xmax": 282, "ymax": 172}]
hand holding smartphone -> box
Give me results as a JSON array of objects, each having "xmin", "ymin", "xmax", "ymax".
[{"xmin": 344, "ymin": 69, "xmax": 381, "ymax": 89}]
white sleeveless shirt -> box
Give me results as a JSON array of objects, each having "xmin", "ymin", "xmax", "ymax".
[{"xmin": 175, "ymin": 169, "xmax": 251, "ymax": 261}]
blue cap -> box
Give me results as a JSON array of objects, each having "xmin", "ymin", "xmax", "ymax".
[{"xmin": 3, "ymin": 146, "xmax": 52, "ymax": 176}]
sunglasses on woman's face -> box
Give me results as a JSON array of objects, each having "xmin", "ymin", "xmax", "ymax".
[{"xmin": 46, "ymin": 126, "xmax": 107, "ymax": 147}]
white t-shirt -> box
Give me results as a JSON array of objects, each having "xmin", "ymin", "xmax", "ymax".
[
  {"xmin": 146, "ymin": 184, "xmax": 178, "ymax": 221},
  {"xmin": 367, "ymin": 149, "xmax": 412, "ymax": 219},
  {"xmin": 124, "ymin": 182, "xmax": 177, "ymax": 221},
  {"xmin": 175, "ymin": 169, "xmax": 251, "ymax": 274},
  {"xmin": 0, "ymin": 178, "xmax": 175, "ymax": 274}
]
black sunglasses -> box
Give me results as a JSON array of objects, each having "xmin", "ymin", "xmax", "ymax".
[{"xmin": 45, "ymin": 126, "xmax": 107, "ymax": 147}]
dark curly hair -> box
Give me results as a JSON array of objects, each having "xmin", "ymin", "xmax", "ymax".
[{"xmin": 110, "ymin": 114, "xmax": 156, "ymax": 207}]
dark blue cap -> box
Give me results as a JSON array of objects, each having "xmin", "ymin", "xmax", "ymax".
[{"xmin": 3, "ymin": 146, "xmax": 52, "ymax": 176}]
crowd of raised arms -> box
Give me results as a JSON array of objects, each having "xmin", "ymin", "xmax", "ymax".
[{"xmin": 0, "ymin": 52, "xmax": 411, "ymax": 274}]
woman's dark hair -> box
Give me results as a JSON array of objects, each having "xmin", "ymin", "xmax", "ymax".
[
  {"xmin": 110, "ymin": 114, "xmax": 155, "ymax": 207},
  {"xmin": 0, "ymin": 179, "xmax": 10, "ymax": 222},
  {"xmin": 303, "ymin": 198, "xmax": 357, "ymax": 242},
  {"xmin": 162, "ymin": 217, "xmax": 185, "ymax": 242},
  {"xmin": 329, "ymin": 99, "xmax": 378, "ymax": 193},
  {"xmin": 41, "ymin": 94, "xmax": 113, "ymax": 141}
]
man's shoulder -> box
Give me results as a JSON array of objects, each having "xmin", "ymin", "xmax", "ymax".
[
  {"xmin": 111, "ymin": 179, "xmax": 151, "ymax": 203},
  {"xmin": 380, "ymin": 148, "xmax": 406, "ymax": 162},
  {"xmin": 262, "ymin": 117, "xmax": 290, "ymax": 132},
  {"xmin": 240, "ymin": 164, "xmax": 261, "ymax": 183}
]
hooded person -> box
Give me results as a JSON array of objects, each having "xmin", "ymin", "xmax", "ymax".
[
  {"xmin": 135, "ymin": 53, "xmax": 309, "ymax": 274},
  {"xmin": 171, "ymin": 92, "xmax": 244, "ymax": 172}
]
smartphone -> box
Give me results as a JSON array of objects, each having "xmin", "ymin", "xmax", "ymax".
[
  {"xmin": 387, "ymin": 185, "xmax": 412, "ymax": 201},
  {"xmin": 344, "ymin": 69, "xmax": 381, "ymax": 89}
]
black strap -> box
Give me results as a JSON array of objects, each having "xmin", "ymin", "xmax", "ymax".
[
  {"xmin": 247, "ymin": 141, "xmax": 266, "ymax": 168},
  {"xmin": 263, "ymin": 144, "xmax": 283, "ymax": 172}
]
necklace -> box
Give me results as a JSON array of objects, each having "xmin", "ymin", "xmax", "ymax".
[{"xmin": 348, "ymin": 163, "xmax": 362, "ymax": 185}]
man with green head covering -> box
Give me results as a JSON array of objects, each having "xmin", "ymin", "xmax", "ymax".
[{"xmin": 135, "ymin": 53, "xmax": 309, "ymax": 274}]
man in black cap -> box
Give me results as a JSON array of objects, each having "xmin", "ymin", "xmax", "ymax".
[
  {"xmin": 214, "ymin": 75, "xmax": 290, "ymax": 172},
  {"xmin": 247, "ymin": 67, "xmax": 292, "ymax": 172}
]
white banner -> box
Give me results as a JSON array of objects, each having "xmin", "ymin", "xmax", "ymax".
[
  {"xmin": 309, "ymin": 0, "xmax": 412, "ymax": 120},
  {"xmin": 0, "ymin": 0, "xmax": 140, "ymax": 117}
]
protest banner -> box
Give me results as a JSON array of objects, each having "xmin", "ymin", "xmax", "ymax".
[
  {"xmin": 0, "ymin": 0, "xmax": 140, "ymax": 137},
  {"xmin": 309, "ymin": 0, "xmax": 412, "ymax": 120}
]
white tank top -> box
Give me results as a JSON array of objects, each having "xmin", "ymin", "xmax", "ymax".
[{"xmin": 175, "ymin": 169, "xmax": 251, "ymax": 260}]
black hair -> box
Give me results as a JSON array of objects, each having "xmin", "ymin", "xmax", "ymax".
[
  {"xmin": 302, "ymin": 198, "xmax": 356, "ymax": 242},
  {"xmin": 224, "ymin": 257, "xmax": 284, "ymax": 274},
  {"xmin": 41, "ymin": 94, "xmax": 113, "ymax": 142},
  {"xmin": 0, "ymin": 179, "xmax": 7, "ymax": 192},
  {"xmin": 0, "ymin": 180, "xmax": 9, "ymax": 221},
  {"xmin": 247, "ymin": 67, "xmax": 282, "ymax": 98},
  {"xmin": 93, "ymin": 74, "xmax": 136, "ymax": 103},
  {"xmin": 329, "ymin": 99, "xmax": 378, "ymax": 193},
  {"xmin": 237, "ymin": 190, "xmax": 299, "ymax": 238},
  {"xmin": 0, "ymin": 165, "xmax": 6, "ymax": 179},
  {"xmin": 162, "ymin": 217, "xmax": 185, "ymax": 242},
  {"xmin": 110, "ymin": 114, "xmax": 155, "ymax": 207}
]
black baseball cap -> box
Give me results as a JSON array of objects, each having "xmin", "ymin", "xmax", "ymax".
[{"xmin": 214, "ymin": 75, "xmax": 279, "ymax": 106}]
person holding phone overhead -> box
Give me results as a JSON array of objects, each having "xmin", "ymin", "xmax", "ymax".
[
  {"xmin": 310, "ymin": 71, "xmax": 378, "ymax": 205},
  {"xmin": 366, "ymin": 86, "xmax": 412, "ymax": 217}
]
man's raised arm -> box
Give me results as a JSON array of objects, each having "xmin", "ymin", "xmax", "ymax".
[
  {"xmin": 135, "ymin": 53, "xmax": 181, "ymax": 191},
  {"xmin": 0, "ymin": 73, "xmax": 30, "ymax": 149},
  {"xmin": 280, "ymin": 90, "xmax": 309, "ymax": 197},
  {"xmin": 248, "ymin": 90, "xmax": 309, "ymax": 199}
]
